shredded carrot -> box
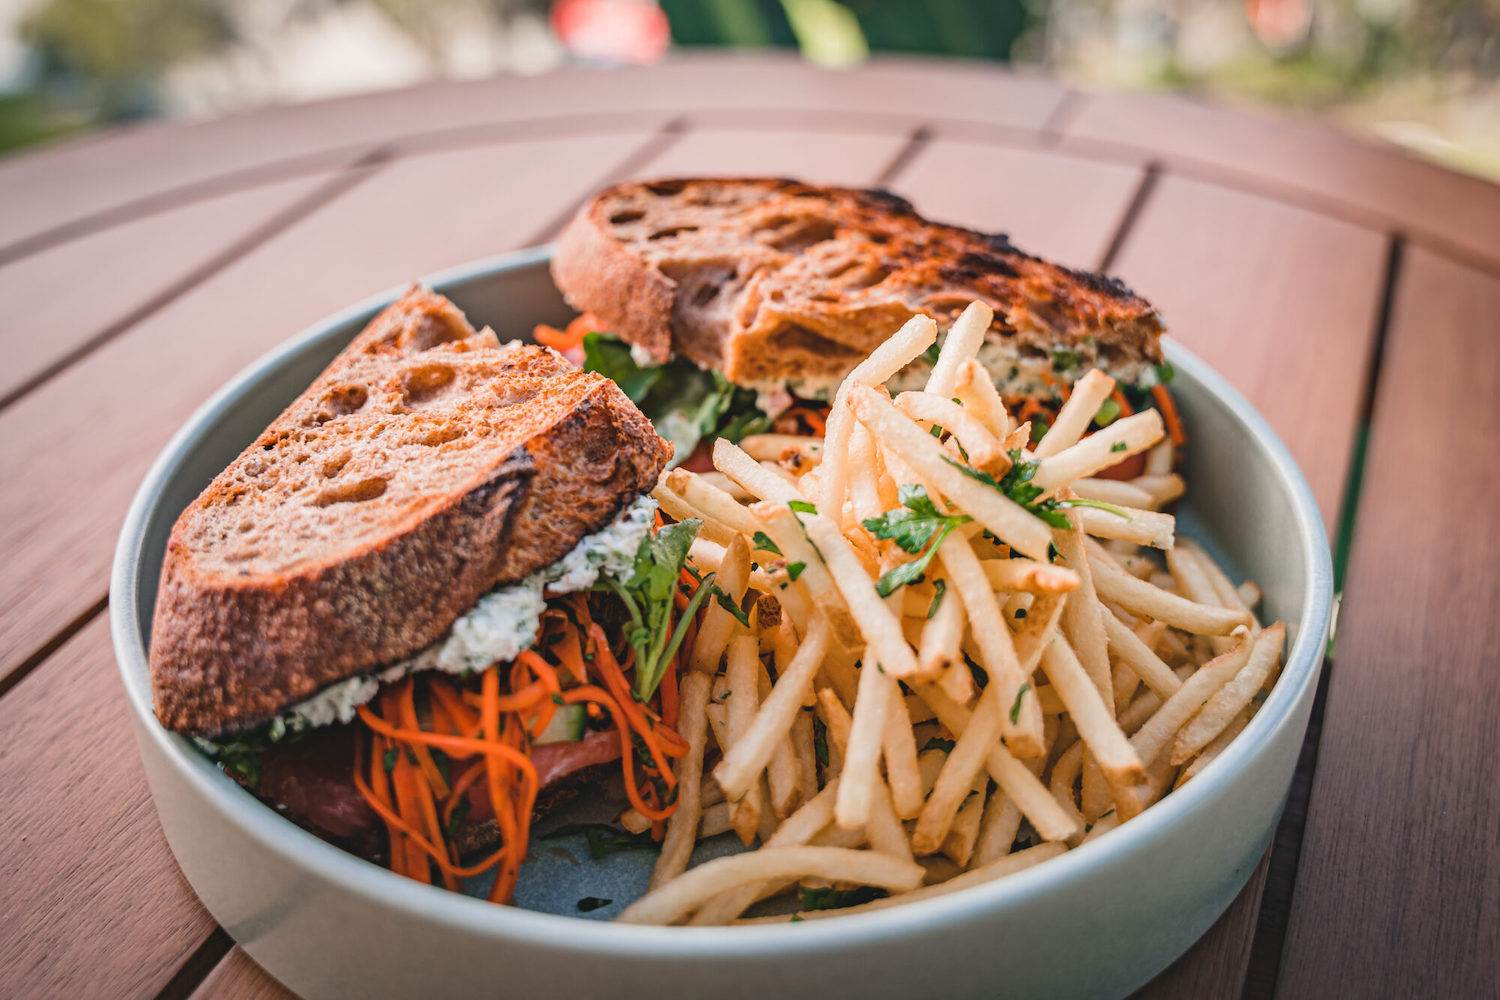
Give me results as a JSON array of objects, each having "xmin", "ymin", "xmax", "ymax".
[
  {"xmin": 1110, "ymin": 387, "xmax": 1135, "ymax": 418},
  {"xmin": 1153, "ymin": 384, "xmax": 1186, "ymax": 447},
  {"xmin": 532, "ymin": 312, "xmax": 604, "ymax": 354},
  {"xmin": 352, "ymin": 586, "xmax": 700, "ymax": 903}
]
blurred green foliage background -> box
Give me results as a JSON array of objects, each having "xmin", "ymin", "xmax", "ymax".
[{"xmin": 1, "ymin": 0, "xmax": 1496, "ymax": 178}]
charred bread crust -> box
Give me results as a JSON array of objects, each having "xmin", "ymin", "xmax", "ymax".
[
  {"xmin": 150, "ymin": 288, "xmax": 671, "ymax": 738},
  {"xmin": 552, "ymin": 177, "xmax": 1165, "ymax": 386}
]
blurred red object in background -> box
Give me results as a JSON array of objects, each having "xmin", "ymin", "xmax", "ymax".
[{"xmin": 551, "ymin": 0, "xmax": 671, "ymax": 64}]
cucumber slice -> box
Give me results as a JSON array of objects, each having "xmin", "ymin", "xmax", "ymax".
[{"xmin": 536, "ymin": 703, "xmax": 586, "ymax": 744}]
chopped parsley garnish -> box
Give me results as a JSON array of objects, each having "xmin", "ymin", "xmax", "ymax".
[
  {"xmin": 715, "ymin": 588, "xmax": 752, "ymax": 627},
  {"xmin": 1111, "ymin": 442, "xmax": 1128, "ymax": 453},
  {"xmin": 576, "ymin": 897, "xmax": 613, "ymax": 913},
  {"xmin": 943, "ymin": 451, "xmax": 1134, "ymax": 531},
  {"xmin": 788, "ymin": 499, "xmax": 818, "ymax": 515},
  {"xmin": 926, "ymin": 579, "xmax": 947, "ymax": 618},
  {"xmin": 921, "ymin": 341, "xmax": 943, "ymax": 366},
  {"xmin": 1050, "ymin": 346, "xmax": 1080, "ymax": 372},
  {"xmin": 752, "ymin": 531, "xmax": 782, "ymax": 555},
  {"xmin": 862, "ymin": 485, "xmax": 973, "ymax": 597},
  {"xmin": 786, "ymin": 561, "xmax": 807, "ymax": 582},
  {"xmin": 596, "ymin": 518, "xmax": 714, "ymax": 700},
  {"xmin": 1009, "ymin": 683, "xmax": 1031, "ymax": 725},
  {"xmin": 799, "ymin": 885, "xmax": 888, "ymax": 911}
]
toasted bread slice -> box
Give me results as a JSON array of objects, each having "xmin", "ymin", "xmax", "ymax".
[
  {"xmin": 552, "ymin": 177, "xmax": 1164, "ymax": 388},
  {"xmin": 150, "ymin": 287, "xmax": 671, "ymax": 737}
]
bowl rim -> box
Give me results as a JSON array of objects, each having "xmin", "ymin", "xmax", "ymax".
[{"xmin": 110, "ymin": 244, "xmax": 1333, "ymax": 957}]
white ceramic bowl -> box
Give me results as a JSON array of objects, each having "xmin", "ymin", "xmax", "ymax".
[{"xmin": 112, "ymin": 247, "xmax": 1333, "ymax": 1000}]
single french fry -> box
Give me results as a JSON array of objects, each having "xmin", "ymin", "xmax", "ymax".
[
  {"xmin": 765, "ymin": 683, "xmax": 805, "ymax": 819},
  {"xmin": 1132, "ymin": 472, "xmax": 1185, "ymax": 506},
  {"xmin": 974, "ymin": 791, "xmax": 1023, "ymax": 866},
  {"xmin": 937, "ymin": 657, "xmax": 976, "ymax": 706},
  {"xmin": 1076, "ymin": 505, "xmax": 1176, "ymax": 550},
  {"xmin": 664, "ymin": 468, "xmax": 763, "ymax": 541},
  {"xmin": 751, "ymin": 502, "xmax": 853, "ymax": 628},
  {"xmin": 688, "ymin": 538, "xmax": 779, "ymax": 596},
  {"xmin": 1102, "ymin": 612, "xmax": 1184, "ymax": 699},
  {"xmin": 1039, "ymin": 637, "xmax": 1146, "ymax": 798},
  {"xmin": 688, "ymin": 534, "xmax": 752, "ymax": 673},
  {"xmin": 867, "ymin": 776, "xmax": 916, "ymax": 864},
  {"xmin": 1143, "ymin": 439, "xmax": 1175, "ymax": 476},
  {"xmin": 821, "ymin": 313, "xmax": 940, "ymax": 518},
  {"xmin": 1087, "ymin": 538, "xmax": 1251, "ymax": 635},
  {"xmin": 725, "ymin": 634, "xmax": 763, "ymax": 845},
  {"xmin": 714, "ymin": 438, "xmax": 806, "ymax": 504},
  {"xmin": 698, "ymin": 802, "xmax": 733, "ymax": 839},
  {"xmin": 715, "ymin": 616, "xmax": 833, "ymax": 802},
  {"xmin": 836, "ymin": 658, "xmax": 901, "ymax": 829},
  {"xmin": 953, "ymin": 358, "xmax": 1012, "ymax": 438},
  {"xmin": 883, "ymin": 692, "xmax": 926, "ymax": 820},
  {"xmin": 1032, "ymin": 369, "xmax": 1116, "ymax": 459},
  {"xmin": 791, "ymin": 709, "xmax": 819, "ymax": 800},
  {"xmin": 939, "ymin": 532, "xmax": 1043, "ymax": 755},
  {"xmin": 980, "ymin": 558, "xmax": 1081, "ymax": 595},
  {"xmin": 1032, "ymin": 410, "xmax": 1165, "ymax": 492},
  {"xmin": 740, "ymin": 434, "xmax": 824, "ymax": 465},
  {"xmin": 620, "ymin": 846, "xmax": 926, "ymax": 925},
  {"xmin": 911, "ymin": 674, "xmax": 1007, "ymax": 854},
  {"xmin": 918, "ymin": 572, "xmax": 965, "ymax": 676},
  {"xmin": 1175, "ymin": 710, "xmax": 1250, "ymax": 788},
  {"xmin": 650, "ymin": 670, "xmax": 713, "ymax": 889},
  {"xmin": 1171, "ymin": 623, "xmax": 1285, "ymax": 763},
  {"xmin": 1180, "ymin": 539, "xmax": 1261, "ymax": 628},
  {"xmin": 848, "ymin": 422, "xmax": 889, "ymax": 525},
  {"xmin": 1047, "ymin": 741, "xmax": 1087, "ymax": 838},
  {"xmin": 1130, "ymin": 633, "xmax": 1253, "ymax": 769},
  {"xmin": 1071, "ymin": 477, "xmax": 1157, "ymax": 510},
  {"xmin": 1055, "ymin": 516, "xmax": 1114, "ymax": 715},
  {"xmin": 941, "ymin": 792, "xmax": 986, "ymax": 867},
  {"xmin": 653, "ymin": 484, "xmax": 741, "ymax": 547},
  {"xmin": 1080, "ymin": 811, "xmax": 1121, "ymax": 844},
  {"xmin": 849, "ymin": 385, "xmax": 1053, "ymax": 560},
  {"xmin": 1012, "ymin": 593, "xmax": 1066, "ymax": 677},
  {"xmin": 817, "ymin": 688, "xmax": 853, "ymax": 756},
  {"xmin": 925, "ymin": 300, "xmax": 993, "ymax": 396},
  {"xmin": 896, "ymin": 392, "xmax": 1008, "ymax": 472}
]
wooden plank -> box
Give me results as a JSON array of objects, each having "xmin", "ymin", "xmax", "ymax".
[
  {"xmin": 0, "ymin": 173, "xmax": 338, "ymax": 404},
  {"xmin": 0, "ymin": 129, "xmax": 662, "ymax": 686},
  {"xmin": 0, "ymin": 55, "xmax": 1063, "ymax": 255},
  {"xmin": 0, "ymin": 617, "xmax": 217, "ymax": 998},
  {"xmin": 629, "ymin": 126, "xmax": 912, "ymax": 187},
  {"xmin": 1061, "ymin": 91, "xmax": 1500, "ymax": 270},
  {"xmin": 1133, "ymin": 851, "xmax": 1272, "ymax": 998},
  {"xmin": 1275, "ymin": 247, "xmax": 1500, "ymax": 999},
  {"xmin": 1108, "ymin": 173, "xmax": 1389, "ymax": 525},
  {"xmin": 890, "ymin": 136, "xmax": 1145, "ymax": 269},
  {"xmin": 192, "ymin": 948, "xmax": 296, "ymax": 1000}
]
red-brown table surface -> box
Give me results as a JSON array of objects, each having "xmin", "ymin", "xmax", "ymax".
[{"xmin": 1, "ymin": 53, "xmax": 1495, "ymax": 1000}]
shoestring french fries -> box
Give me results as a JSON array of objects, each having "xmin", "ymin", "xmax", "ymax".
[{"xmin": 627, "ymin": 301, "xmax": 1287, "ymax": 925}]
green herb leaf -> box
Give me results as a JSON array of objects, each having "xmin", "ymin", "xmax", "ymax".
[
  {"xmin": 752, "ymin": 531, "xmax": 782, "ymax": 555},
  {"xmin": 786, "ymin": 561, "xmax": 807, "ymax": 582},
  {"xmin": 1111, "ymin": 441, "xmax": 1127, "ymax": 453},
  {"xmin": 544, "ymin": 823, "xmax": 656, "ymax": 860},
  {"xmin": 1093, "ymin": 397, "xmax": 1121, "ymax": 427},
  {"xmin": 863, "ymin": 485, "xmax": 973, "ymax": 597},
  {"xmin": 383, "ymin": 748, "xmax": 399, "ymax": 773},
  {"xmin": 788, "ymin": 499, "xmax": 818, "ymax": 515},
  {"xmin": 790, "ymin": 914, "xmax": 805, "ymax": 923},
  {"xmin": 799, "ymin": 886, "xmax": 889, "ymax": 911},
  {"xmin": 943, "ymin": 453, "xmax": 1071, "ymax": 530},
  {"xmin": 1155, "ymin": 361, "xmax": 1175, "ymax": 384},
  {"xmin": 1010, "ymin": 683, "xmax": 1031, "ymax": 725},
  {"xmin": 715, "ymin": 588, "xmax": 751, "ymax": 627},
  {"xmin": 600, "ymin": 517, "xmax": 711, "ymax": 701},
  {"xmin": 926, "ymin": 579, "xmax": 947, "ymax": 619},
  {"xmin": 1051, "ymin": 346, "xmax": 1080, "ymax": 372}
]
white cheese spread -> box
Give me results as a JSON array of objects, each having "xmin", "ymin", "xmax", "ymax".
[{"xmin": 272, "ymin": 496, "xmax": 658, "ymax": 736}]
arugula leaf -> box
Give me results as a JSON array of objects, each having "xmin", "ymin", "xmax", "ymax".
[
  {"xmin": 581, "ymin": 332, "xmax": 770, "ymax": 465},
  {"xmin": 862, "ymin": 485, "xmax": 973, "ymax": 597},
  {"xmin": 799, "ymin": 885, "xmax": 889, "ymax": 910},
  {"xmin": 597, "ymin": 518, "xmax": 714, "ymax": 700}
]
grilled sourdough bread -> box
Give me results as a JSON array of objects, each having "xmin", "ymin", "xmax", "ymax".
[
  {"xmin": 552, "ymin": 177, "xmax": 1164, "ymax": 390},
  {"xmin": 150, "ymin": 287, "xmax": 671, "ymax": 738}
]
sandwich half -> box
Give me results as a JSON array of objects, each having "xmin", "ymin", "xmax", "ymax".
[
  {"xmin": 550, "ymin": 177, "xmax": 1180, "ymax": 468},
  {"xmin": 150, "ymin": 288, "xmax": 704, "ymax": 901}
]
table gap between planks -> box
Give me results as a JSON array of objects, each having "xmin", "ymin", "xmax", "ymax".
[{"xmin": 0, "ymin": 53, "xmax": 1494, "ymax": 1000}]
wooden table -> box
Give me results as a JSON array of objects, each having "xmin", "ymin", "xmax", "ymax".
[{"xmin": 1, "ymin": 53, "xmax": 1495, "ymax": 999}]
